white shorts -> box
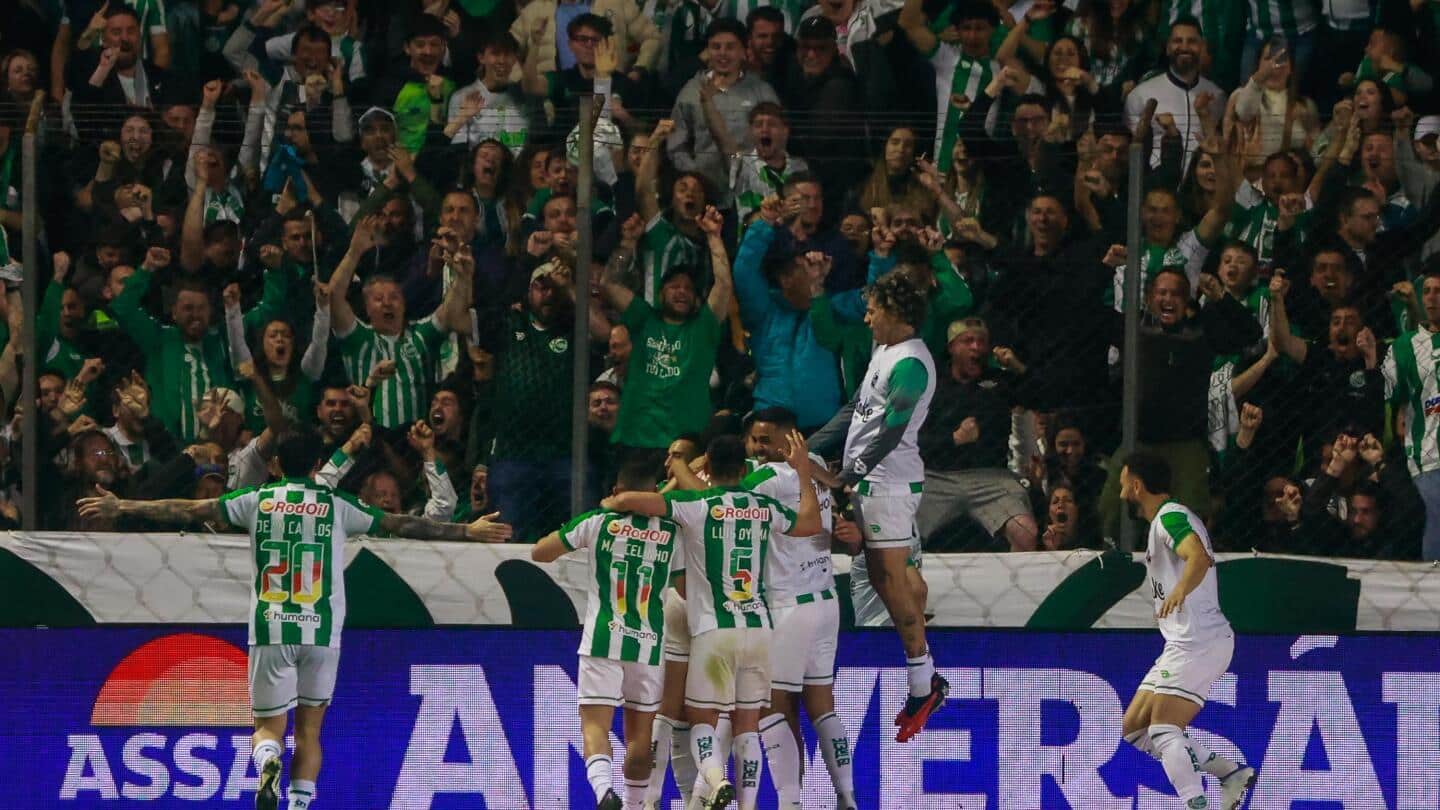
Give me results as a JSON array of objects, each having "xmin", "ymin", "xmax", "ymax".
[
  {"xmin": 855, "ymin": 491, "xmax": 922, "ymax": 550},
  {"xmin": 770, "ymin": 594, "xmax": 839, "ymax": 692},
  {"xmin": 249, "ymin": 644, "xmax": 341, "ymax": 718},
  {"xmin": 686, "ymin": 628, "xmax": 772, "ymax": 712},
  {"xmin": 1139, "ymin": 635, "xmax": 1235, "ymax": 707},
  {"xmin": 578, "ymin": 655, "xmax": 663, "ymax": 711},
  {"xmin": 663, "ymin": 588, "xmax": 690, "ymax": 663}
]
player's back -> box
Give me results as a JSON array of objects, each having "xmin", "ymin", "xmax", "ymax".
[
  {"xmin": 1146, "ymin": 501, "xmax": 1230, "ymax": 644},
  {"xmin": 745, "ymin": 457, "xmax": 834, "ymax": 604},
  {"xmin": 219, "ymin": 477, "xmax": 383, "ymax": 648},
  {"xmin": 665, "ymin": 485, "xmax": 798, "ymax": 635},
  {"xmin": 843, "ymin": 338, "xmax": 936, "ymax": 490},
  {"xmin": 561, "ymin": 508, "xmax": 683, "ymax": 666}
]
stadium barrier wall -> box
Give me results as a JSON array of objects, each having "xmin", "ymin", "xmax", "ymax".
[
  {"xmin": 3, "ymin": 532, "xmax": 1440, "ymax": 632},
  {"xmin": 10, "ymin": 625, "xmax": 1439, "ymax": 808}
]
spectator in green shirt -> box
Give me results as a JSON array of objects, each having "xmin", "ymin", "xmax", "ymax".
[{"xmin": 602, "ymin": 207, "xmax": 733, "ymax": 457}]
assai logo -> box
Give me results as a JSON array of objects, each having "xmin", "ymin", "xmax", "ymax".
[
  {"xmin": 709, "ymin": 505, "xmax": 771, "ymax": 522},
  {"xmin": 259, "ymin": 499, "xmax": 330, "ymax": 517},
  {"xmin": 607, "ymin": 520, "xmax": 672, "ymax": 543},
  {"xmin": 61, "ymin": 633, "xmax": 283, "ymax": 802}
]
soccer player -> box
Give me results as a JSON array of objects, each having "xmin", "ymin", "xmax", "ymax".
[
  {"xmin": 603, "ymin": 433, "xmax": 821, "ymax": 810},
  {"xmin": 531, "ymin": 458, "xmax": 685, "ymax": 810},
  {"xmin": 76, "ymin": 431, "xmax": 513, "ymax": 810},
  {"xmin": 742, "ymin": 408, "xmax": 855, "ymax": 810},
  {"xmin": 1117, "ymin": 452, "xmax": 1255, "ymax": 810},
  {"xmin": 810, "ymin": 271, "xmax": 947, "ymax": 742}
]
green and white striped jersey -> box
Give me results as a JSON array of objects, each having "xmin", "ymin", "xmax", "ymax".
[
  {"xmin": 1225, "ymin": 182, "xmax": 1311, "ymax": 268},
  {"xmin": 743, "ymin": 456, "xmax": 834, "ymax": 604},
  {"xmin": 220, "ymin": 478, "xmax": 383, "ymax": 648},
  {"xmin": 927, "ymin": 42, "xmax": 999, "ymax": 173},
  {"xmin": 664, "ymin": 486, "xmax": 798, "ymax": 634},
  {"xmin": 1146, "ymin": 501, "xmax": 1230, "ymax": 645},
  {"xmin": 731, "ymin": 151, "xmax": 808, "ymax": 227},
  {"xmin": 560, "ymin": 509, "xmax": 684, "ymax": 665},
  {"xmin": 1382, "ymin": 326, "xmax": 1440, "ymax": 476},
  {"xmin": 640, "ymin": 214, "xmax": 704, "ymax": 306},
  {"xmin": 1246, "ymin": 0, "xmax": 1318, "ymax": 39},
  {"xmin": 336, "ymin": 316, "xmax": 446, "ymax": 429}
]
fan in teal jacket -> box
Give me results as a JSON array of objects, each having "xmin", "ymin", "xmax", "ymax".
[
  {"xmin": 733, "ymin": 219, "xmax": 842, "ymax": 430},
  {"xmin": 832, "ymin": 247, "xmax": 975, "ymax": 361},
  {"xmin": 111, "ymin": 262, "xmax": 233, "ymax": 444}
]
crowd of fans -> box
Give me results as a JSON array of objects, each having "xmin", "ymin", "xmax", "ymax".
[{"xmin": 3, "ymin": 0, "xmax": 1439, "ymax": 560}]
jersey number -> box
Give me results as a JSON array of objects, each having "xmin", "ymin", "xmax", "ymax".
[
  {"xmin": 611, "ymin": 558, "xmax": 656, "ymax": 620},
  {"xmin": 259, "ymin": 540, "xmax": 327, "ymax": 606},
  {"xmin": 727, "ymin": 546, "xmax": 754, "ymax": 601}
]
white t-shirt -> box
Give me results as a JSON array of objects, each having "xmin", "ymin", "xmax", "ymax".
[
  {"xmin": 744, "ymin": 455, "xmax": 834, "ymax": 603},
  {"xmin": 1146, "ymin": 500, "xmax": 1231, "ymax": 645}
]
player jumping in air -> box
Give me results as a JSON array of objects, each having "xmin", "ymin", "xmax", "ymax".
[
  {"xmin": 811, "ymin": 271, "xmax": 946, "ymax": 742},
  {"xmin": 604, "ymin": 433, "xmax": 821, "ymax": 810},
  {"xmin": 1117, "ymin": 452, "xmax": 1256, "ymax": 810},
  {"xmin": 532, "ymin": 458, "xmax": 684, "ymax": 810},
  {"xmin": 77, "ymin": 431, "xmax": 513, "ymax": 810},
  {"xmin": 742, "ymin": 408, "xmax": 856, "ymax": 810}
]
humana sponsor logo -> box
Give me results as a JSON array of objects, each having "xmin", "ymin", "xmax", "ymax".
[
  {"xmin": 259, "ymin": 500, "xmax": 331, "ymax": 517},
  {"xmin": 607, "ymin": 521, "xmax": 672, "ymax": 543},
  {"xmin": 709, "ymin": 505, "xmax": 771, "ymax": 521}
]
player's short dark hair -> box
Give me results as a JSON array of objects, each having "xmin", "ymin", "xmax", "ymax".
[
  {"xmin": 408, "ymin": 14, "xmax": 450, "ymax": 42},
  {"xmin": 706, "ymin": 18, "xmax": 749, "ymax": 46},
  {"xmin": 276, "ymin": 429, "xmax": 328, "ymax": 478},
  {"xmin": 568, "ymin": 13, "xmax": 613, "ymax": 40},
  {"xmin": 868, "ymin": 272, "xmax": 928, "ymax": 330},
  {"xmin": 615, "ymin": 456, "xmax": 661, "ymax": 493},
  {"xmin": 750, "ymin": 406, "xmax": 797, "ymax": 432},
  {"xmin": 1122, "ymin": 451, "xmax": 1172, "ymax": 495},
  {"xmin": 706, "ymin": 434, "xmax": 748, "ymax": 481},
  {"xmin": 746, "ymin": 6, "xmax": 786, "ymax": 29}
]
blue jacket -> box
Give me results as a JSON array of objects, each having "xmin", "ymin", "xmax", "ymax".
[{"xmin": 734, "ymin": 220, "xmax": 842, "ymax": 429}]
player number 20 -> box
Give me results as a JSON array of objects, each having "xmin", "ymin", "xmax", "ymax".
[{"xmin": 258, "ymin": 540, "xmax": 327, "ymax": 606}]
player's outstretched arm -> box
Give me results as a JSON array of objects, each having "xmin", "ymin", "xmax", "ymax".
[
  {"xmin": 600, "ymin": 492, "xmax": 667, "ymax": 517},
  {"xmin": 531, "ymin": 531, "xmax": 567, "ymax": 562},
  {"xmin": 1157, "ymin": 533, "xmax": 1213, "ymax": 619},
  {"xmin": 784, "ymin": 429, "xmax": 823, "ymax": 537},
  {"xmin": 379, "ymin": 511, "xmax": 513, "ymax": 543},
  {"xmin": 76, "ymin": 487, "xmax": 227, "ymax": 527}
]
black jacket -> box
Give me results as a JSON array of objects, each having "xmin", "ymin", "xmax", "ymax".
[{"xmin": 1136, "ymin": 295, "xmax": 1262, "ymax": 443}]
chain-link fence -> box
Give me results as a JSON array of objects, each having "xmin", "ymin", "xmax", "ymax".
[{"xmin": 7, "ymin": 70, "xmax": 1435, "ymax": 561}]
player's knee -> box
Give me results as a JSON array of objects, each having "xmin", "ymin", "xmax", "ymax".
[{"xmin": 1005, "ymin": 515, "xmax": 1038, "ymax": 551}]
